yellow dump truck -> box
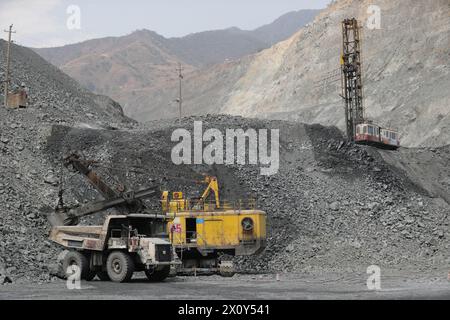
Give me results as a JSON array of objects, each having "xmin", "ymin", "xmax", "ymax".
[{"xmin": 161, "ymin": 176, "xmax": 267, "ymax": 276}]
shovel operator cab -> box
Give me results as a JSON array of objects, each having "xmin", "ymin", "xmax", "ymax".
[{"xmin": 161, "ymin": 176, "xmax": 267, "ymax": 276}]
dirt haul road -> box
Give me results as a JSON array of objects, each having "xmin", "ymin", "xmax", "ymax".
[{"xmin": 0, "ymin": 272, "xmax": 449, "ymax": 300}]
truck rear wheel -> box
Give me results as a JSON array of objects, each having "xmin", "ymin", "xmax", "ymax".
[
  {"xmin": 62, "ymin": 251, "xmax": 91, "ymax": 280},
  {"xmin": 145, "ymin": 266, "xmax": 170, "ymax": 282},
  {"xmin": 106, "ymin": 251, "xmax": 135, "ymax": 283}
]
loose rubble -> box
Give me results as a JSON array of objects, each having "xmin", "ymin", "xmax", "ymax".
[
  {"xmin": 45, "ymin": 115, "xmax": 449, "ymax": 278},
  {"xmin": 0, "ymin": 40, "xmax": 448, "ymax": 285},
  {"xmin": 0, "ymin": 39, "xmax": 133, "ymax": 284}
]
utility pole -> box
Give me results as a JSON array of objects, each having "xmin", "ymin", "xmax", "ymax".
[
  {"xmin": 3, "ymin": 24, "xmax": 16, "ymax": 107},
  {"xmin": 176, "ymin": 63, "xmax": 183, "ymax": 122}
]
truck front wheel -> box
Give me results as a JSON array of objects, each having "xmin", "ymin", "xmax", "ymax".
[
  {"xmin": 145, "ymin": 266, "xmax": 170, "ymax": 282},
  {"xmin": 106, "ymin": 251, "xmax": 135, "ymax": 283}
]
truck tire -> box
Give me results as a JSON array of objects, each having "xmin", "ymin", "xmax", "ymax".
[
  {"xmin": 106, "ymin": 251, "xmax": 134, "ymax": 283},
  {"xmin": 218, "ymin": 258, "xmax": 235, "ymax": 278},
  {"xmin": 62, "ymin": 251, "xmax": 90, "ymax": 280},
  {"xmin": 96, "ymin": 271, "xmax": 110, "ymax": 281},
  {"xmin": 145, "ymin": 266, "xmax": 170, "ymax": 282}
]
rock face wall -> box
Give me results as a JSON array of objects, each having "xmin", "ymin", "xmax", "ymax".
[{"xmin": 132, "ymin": 0, "xmax": 449, "ymax": 148}]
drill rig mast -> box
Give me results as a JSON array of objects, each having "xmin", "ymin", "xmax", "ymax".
[
  {"xmin": 339, "ymin": 18, "xmax": 400, "ymax": 150},
  {"xmin": 341, "ymin": 18, "xmax": 365, "ymax": 141}
]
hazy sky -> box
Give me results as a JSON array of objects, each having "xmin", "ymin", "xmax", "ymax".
[{"xmin": 0, "ymin": 0, "xmax": 330, "ymax": 48}]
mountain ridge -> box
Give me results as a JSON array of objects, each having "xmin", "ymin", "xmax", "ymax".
[
  {"xmin": 129, "ymin": 0, "xmax": 449, "ymax": 148},
  {"xmin": 33, "ymin": 9, "xmax": 321, "ymax": 114}
]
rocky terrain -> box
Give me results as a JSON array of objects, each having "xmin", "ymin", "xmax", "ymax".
[
  {"xmin": 43, "ymin": 115, "xmax": 449, "ymax": 278},
  {"xmin": 130, "ymin": 0, "xmax": 450, "ymax": 148},
  {"xmin": 34, "ymin": 10, "xmax": 319, "ymax": 117},
  {"xmin": 0, "ymin": 39, "xmax": 133, "ymax": 284},
  {"xmin": 0, "ymin": 4, "xmax": 448, "ymax": 286},
  {"xmin": 1, "ymin": 93, "xmax": 449, "ymax": 284}
]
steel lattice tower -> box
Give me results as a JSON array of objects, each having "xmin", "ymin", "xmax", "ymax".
[{"xmin": 341, "ymin": 18, "xmax": 365, "ymax": 141}]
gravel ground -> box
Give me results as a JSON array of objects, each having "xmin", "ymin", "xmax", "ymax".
[{"xmin": 0, "ymin": 271, "xmax": 449, "ymax": 300}]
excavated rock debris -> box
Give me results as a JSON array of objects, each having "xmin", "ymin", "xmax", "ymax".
[
  {"xmin": 44, "ymin": 115, "xmax": 449, "ymax": 279},
  {"xmin": 0, "ymin": 40, "xmax": 133, "ymax": 284},
  {"xmin": 0, "ymin": 39, "xmax": 448, "ymax": 283}
]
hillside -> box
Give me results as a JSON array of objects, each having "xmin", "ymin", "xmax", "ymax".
[
  {"xmin": 131, "ymin": 0, "xmax": 450, "ymax": 148},
  {"xmin": 251, "ymin": 9, "xmax": 320, "ymax": 44},
  {"xmin": 33, "ymin": 10, "xmax": 320, "ymax": 117},
  {"xmin": 0, "ymin": 41, "xmax": 129, "ymax": 124},
  {"xmin": 167, "ymin": 9, "xmax": 321, "ymax": 66},
  {"xmin": 0, "ymin": 40, "xmax": 132, "ymax": 283}
]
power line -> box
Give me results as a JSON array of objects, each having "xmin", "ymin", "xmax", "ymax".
[{"xmin": 175, "ymin": 63, "xmax": 183, "ymax": 122}]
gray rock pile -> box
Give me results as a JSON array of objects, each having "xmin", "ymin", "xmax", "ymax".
[
  {"xmin": 0, "ymin": 40, "xmax": 133, "ymax": 284},
  {"xmin": 45, "ymin": 115, "xmax": 449, "ymax": 278},
  {"xmin": 0, "ymin": 38, "xmax": 447, "ymax": 284}
]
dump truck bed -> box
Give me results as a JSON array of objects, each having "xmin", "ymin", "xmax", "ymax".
[
  {"xmin": 49, "ymin": 225, "xmax": 105, "ymax": 251},
  {"xmin": 49, "ymin": 214, "xmax": 169, "ymax": 251}
]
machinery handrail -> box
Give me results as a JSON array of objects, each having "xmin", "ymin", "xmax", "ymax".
[{"xmin": 162, "ymin": 198, "xmax": 258, "ymax": 213}]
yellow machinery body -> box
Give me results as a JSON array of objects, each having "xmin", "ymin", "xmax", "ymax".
[
  {"xmin": 160, "ymin": 176, "xmax": 267, "ymax": 274},
  {"xmin": 166, "ymin": 208, "xmax": 266, "ymax": 256}
]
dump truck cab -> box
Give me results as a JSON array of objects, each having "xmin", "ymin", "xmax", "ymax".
[{"xmin": 50, "ymin": 214, "xmax": 178, "ymax": 282}]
